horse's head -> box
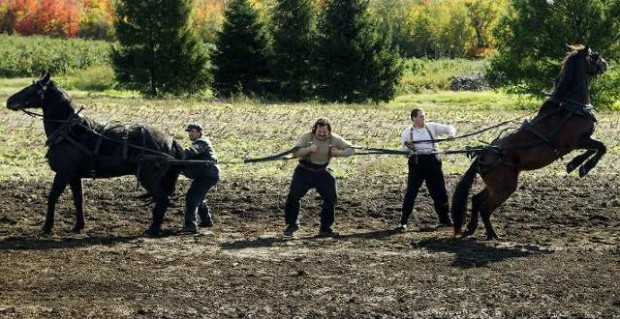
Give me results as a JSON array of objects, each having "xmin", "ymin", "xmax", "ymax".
[
  {"xmin": 6, "ymin": 72, "xmax": 52, "ymax": 111},
  {"xmin": 584, "ymin": 48, "xmax": 607, "ymax": 77},
  {"xmin": 552, "ymin": 45, "xmax": 608, "ymax": 102},
  {"xmin": 568, "ymin": 44, "xmax": 608, "ymax": 78}
]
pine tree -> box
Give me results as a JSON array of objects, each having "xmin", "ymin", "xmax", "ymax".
[
  {"xmin": 111, "ymin": 0, "xmax": 210, "ymax": 97},
  {"xmin": 270, "ymin": 0, "xmax": 317, "ymax": 101},
  {"xmin": 315, "ymin": 0, "xmax": 402, "ymax": 104},
  {"xmin": 211, "ymin": 0, "xmax": 271, "ymax": 97}
]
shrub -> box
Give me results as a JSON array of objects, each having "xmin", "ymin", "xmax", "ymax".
[{"xmin": 0, "ymin": 34, "xmax": 111, "ymax": 78}]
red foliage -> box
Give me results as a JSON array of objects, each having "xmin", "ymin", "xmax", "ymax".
[{"xmin": 3, "ymin": 0, "xmax": 114, "ymax": 37}]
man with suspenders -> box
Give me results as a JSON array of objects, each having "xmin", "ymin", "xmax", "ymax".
[
  {"xmin": 283, "ymin": 118, "xmax": 355, "ymax": 237},
  {"xmin": 396, "ymin": 108, "xmax": 456, "ymax": 232}
]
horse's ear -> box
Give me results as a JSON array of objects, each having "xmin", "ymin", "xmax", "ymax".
[{"xmin": 41, "ymin": 71, "xmax": 51, "ymax": 84}]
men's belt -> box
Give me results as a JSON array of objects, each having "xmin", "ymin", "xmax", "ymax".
[{"xmin": 298, "ymin": 162, "xmax": 327, "ymax": 171}]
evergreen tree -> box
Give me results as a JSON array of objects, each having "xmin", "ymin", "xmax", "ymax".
[
  {"xmin": 487, "ymin": 0, "xmax": 620, "ymax": 106},
  {"xmin": 315, "ymin": 0, "xmax": 402, "ymax": 104},
  {"xmin": 211, "ymin": 0, "xmax": 271, "ymax": 97},
  {"xmin": 270, "ymin": 0, "xmax": 317, "ymax": 101},
  {"xmin": 111, "ymin": 0, "xmax": 210, "ymax": 97}
]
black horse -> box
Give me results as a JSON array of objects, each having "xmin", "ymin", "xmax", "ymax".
[
  {"xmin": 451, "ymin": 45, "xmax": 608, "ymax": 240},
  {"xmin": 6, "ymin": 72, "xmax": 184, "ymax": 236}
]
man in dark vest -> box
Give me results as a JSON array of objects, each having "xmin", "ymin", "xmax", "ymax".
[
  {"xmin": 283, "ymin": 117, "xmax": 355, "ymax": 238},
  {"xmin": 179, "ymin": 123, "xmax": 220, "ymax": 234},
  {"xmin": 396, "ymin": 108, "xmax": 456, "ymax": 232}
]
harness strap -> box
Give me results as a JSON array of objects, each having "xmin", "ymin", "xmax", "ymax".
[
  {"xmin": 93, "ymin": 124, "xmax": 109, "ymax": 156},
  {"xmin": 62, "ymin": 133, "xmax": 94, "ymax": 156},
  {"xmin": 122, "ymin": 125, "xmax": 129, "ymax": 161},
  {"xmin": 523, "ymin": 120, "xmax": 553, "ymax": 145}
]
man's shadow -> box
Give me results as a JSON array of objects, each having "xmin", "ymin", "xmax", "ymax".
[
  {"xmin": 219, "ymin": 229, "xmax": 400, "ymax": 250},
  {"xmin": 414, "ymin": 237, "xmax": 553, "ymax": 268}
]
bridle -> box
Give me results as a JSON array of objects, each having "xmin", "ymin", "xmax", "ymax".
[{"xmin": 19, "ymin": 80, "xmax": 48, "ymax": 118}]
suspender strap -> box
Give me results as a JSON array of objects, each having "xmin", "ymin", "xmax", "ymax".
[
  {"xmin": 301, "ymin": 134, "xmax": 333, "ymax": 166},
  {"xmin": 409, "ymin": 127, "xmax": 415, "ymax": 153},
  {"xmin": 409, "ymin": 125, "xmax": 437, "ymax": 153},
  {"xmin": 425, "ymin": 126, "xmax": 437, "ymax": 151}
]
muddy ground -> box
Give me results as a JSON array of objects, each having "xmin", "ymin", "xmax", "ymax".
[{"xmin": 0, "ymin": 170, "xmax": 619, "ymax": 318}]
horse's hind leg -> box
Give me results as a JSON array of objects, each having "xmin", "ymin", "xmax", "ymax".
[
  {"xmin": 480, "ymin": 169, "xmax": 518, "ymax": 240},
  {"xmin": 69, "ymin": 177, "xmax": 85, "ymax": 233},
  {"xmin": 462, "ymin": 188, "xmax": 488, "ymax": 237},
  {"xmin": 43, "ymin": 174, "xmax": 70, "ymax": 234},
  {"xmin": 579, "ymin": 139, "xmax": 606, "ymax": 177},
  {"xmin": 566, "ymin": 150, "xmax": 595, "ymax": 174},
  {"xmin": 140, "ymin": 170, "xmax": 171, "ymax": 236}
]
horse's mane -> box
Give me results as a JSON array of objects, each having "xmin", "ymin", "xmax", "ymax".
[
  {"xmin": 552, "ymin": 45, "xmax": 588, "ymax": 99},
  {"xmin": 45, "ymin": 81, "xmax": 173, "ymax": 146}
]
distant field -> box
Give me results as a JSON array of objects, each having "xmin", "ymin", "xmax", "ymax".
[
  {"xmin": 1, "ymin": 79, "xmax": 618, "ymax": 182},
  {"xmin": 0, "ymin": 79, "xmax": 550, "ymax": 181}
]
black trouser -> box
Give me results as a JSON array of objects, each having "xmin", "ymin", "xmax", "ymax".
[
  {"xmin": 185, "ymin": 175, "xmax": 219, "ymax": 227},
  {"xmin": 284, "ymin": 165, "xmax": 337, "ymax": 230},
  {"xmin": 400, "ymin": 154, "xmax": 451, "ymax": 225}
]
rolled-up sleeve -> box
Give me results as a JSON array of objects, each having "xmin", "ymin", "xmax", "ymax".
[
  {"xmin": 334, "ymin": 135, "xmax": 354, "ymax": 157},
  {"xmin": 432, "ymin": 123, "xmax": 456, "ymax": 137}
]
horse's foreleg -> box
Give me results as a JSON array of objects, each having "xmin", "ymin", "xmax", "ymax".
[
  {"xmin": 566, "ymin": 150, "xmax": 595, "ymax": 174},
  {"xmin": 43, "ymin": 174, "xmax": 69, "ymax": 234},
  {"xmin": 463, "ymin": 189, "xmax": 488, "ymax": 238},
  {"xmin": 69, "ymin": 177, "xmax": 84, "ymax": 233},
  {"xmin": 579, "ymin": 139, "xmax": 606, "ymax": 177}
]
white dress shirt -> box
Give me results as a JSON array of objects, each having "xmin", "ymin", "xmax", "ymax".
[{"xmin": 400, "ymin": 122, "xmax": 456, "ymax": 154}]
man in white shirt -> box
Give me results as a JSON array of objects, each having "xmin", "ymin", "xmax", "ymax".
[{"xmin": 396, "ymin": 108, "xmax": 456, "ymax": 232}]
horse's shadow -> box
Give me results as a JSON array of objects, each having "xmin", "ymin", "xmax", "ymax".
[
  {"xmin": 0, "ymin": 234, "xmax": 141, "ymax": 251},
  {"xmin": 414, "ymin": 237, "xmax": 553, "ymax": 268},
  {"xmin": 219, "ymin": 229, "xmax": 400, "ymax": 251}
]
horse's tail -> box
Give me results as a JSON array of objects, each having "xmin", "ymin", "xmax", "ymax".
[
  {"xmin": 451, "ymin": 156, "xmax": 479, "ymax": 236},
  {"xmin": 162, "ymin": 140, "xmax": 184, "ymax": 196}
]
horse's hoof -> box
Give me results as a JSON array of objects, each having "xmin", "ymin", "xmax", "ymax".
[
  {"xmin": 566, "ymin": 163, "xmax": 576, "ymax": 174},
  {"xmin": 485, "ymin": 232, "xmax": 501, "ymax": 240},
  {"xmin": 41, "ymin": 226, "xmax": 52, "ymax": 235},
  {"xmin": 578, "ymin": 165, "xmax": 589, "ymax": 178},
  {"xmin": 69, "ymin": 227, "xmax": 83, "ymax": 234}
]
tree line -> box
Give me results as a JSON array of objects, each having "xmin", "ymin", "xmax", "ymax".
[
  {"xmin": 113, "ymin": 0, "xmax": 402, "ymax": 103},
  {"xmin": 2, "ymin": 0, "xmax": 618, "ymax": 107},
  {"xmin": 1, "ymin": 0, "xmax": 506, "ymax": 59}
]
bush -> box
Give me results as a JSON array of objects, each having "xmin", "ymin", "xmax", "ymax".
[
  {"xmin": 399, "ymin": 58, "xmax": 487, "ymax": 93},
  {"xmin": 0, "ymin": 34, "xmax": 111, "ymax": 78},
  {"xmin": 450, "ymin": 73, "xmax": 489, "ymax": 91}
]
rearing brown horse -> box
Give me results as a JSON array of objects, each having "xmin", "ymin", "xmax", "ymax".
[{"xmin": 451, "ymin": 45, "xmax": 608, "ymax": 240}]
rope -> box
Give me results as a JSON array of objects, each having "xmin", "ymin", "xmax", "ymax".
[{"xmin": 19, "ymin": 106, "xmax": 537, "ymax": 166}]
